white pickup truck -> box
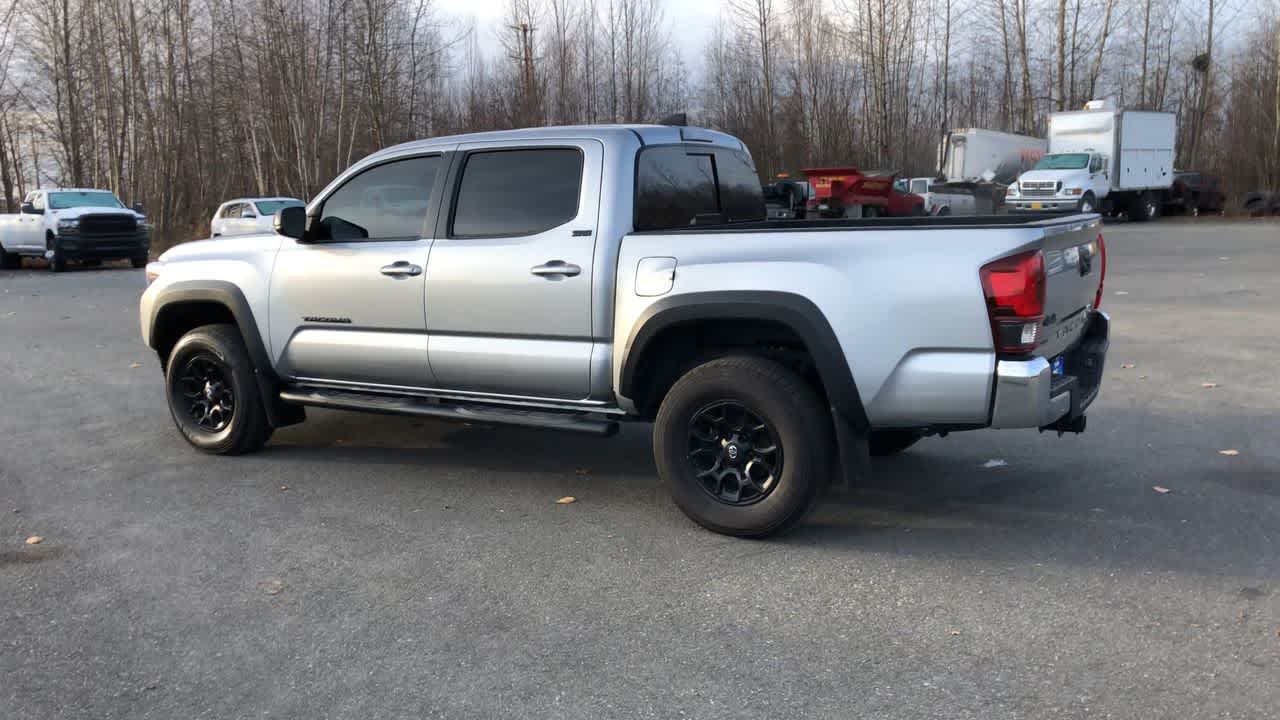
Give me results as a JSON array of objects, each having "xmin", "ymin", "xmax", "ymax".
[
  {"xmin": 0, "ymin": 188, "xmax": 150, "ymax": 271},
  {"xmin": 140, "ymin": 123, "xmax": 1110, "ymax": 537}
]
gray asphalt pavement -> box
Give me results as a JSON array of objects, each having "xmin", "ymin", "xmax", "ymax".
[{"xmin": 2, "ymin": 219, "xmax": 1278, "ymax": 719}]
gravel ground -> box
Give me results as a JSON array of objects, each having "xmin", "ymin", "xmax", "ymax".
[{"xmin": 2, "ymin": 219, "xmax": 1278, "ymax": 719}]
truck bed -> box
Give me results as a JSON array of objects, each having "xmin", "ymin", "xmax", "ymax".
[
  {"xmin": 632, "ymin": 212, "xmax": 1086, "ymax": 234},
  {"xmin": 616, "ymin": 212, "xmax": 1104, "ymax": 428}
]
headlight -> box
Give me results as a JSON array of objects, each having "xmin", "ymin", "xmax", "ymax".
[
  {"xmin": 1064, "ymin": 187, "xmax": 1083, "ymax": 196},
  {"xmin": 57, "ymin": 218, "xmax": 80, "ymax": 230}
]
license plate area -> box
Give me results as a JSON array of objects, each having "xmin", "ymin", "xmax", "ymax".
[
  {"xmin": 1051, "ymin": 355, "xmax": 1066, "ymax": 375},
  {"xmin": 1031, "ymin": 202, "xmax": 1044, "ymax": 210}
]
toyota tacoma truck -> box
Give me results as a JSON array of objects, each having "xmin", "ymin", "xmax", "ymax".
[
  {"xmin": 140, "ymin": 124, "xmax": 1110, "ymax": 537},
  {"xmin": 0, "ymin": 188, "xmax": 150, "ymax": 271}
]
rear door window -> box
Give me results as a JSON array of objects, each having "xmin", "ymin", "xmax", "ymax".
[
  {"xmin": 634, "ymin": 145, "xmax": 765, "ymax": 230},
  {"xmin": 450, "ymin": 148, "xmax": 584, "ymax": 237},
  {"xmin": 315, "ymin": 155, "xmax": 441, "ymax": 241}
]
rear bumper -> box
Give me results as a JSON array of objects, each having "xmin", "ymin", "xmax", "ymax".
[{"xmin": 990, "ymin": 311, "xmax": 1109, "ymax": 429}]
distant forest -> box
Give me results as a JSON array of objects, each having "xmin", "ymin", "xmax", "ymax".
[{"xmin": 1, "ymin": 0, "xmax": 1277, "ymax": 245}]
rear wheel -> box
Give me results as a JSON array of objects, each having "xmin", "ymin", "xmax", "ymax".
[
  {"xmin": 165, "ymin": 324, "xmax": 272, "ymax": 455},
  {"xmin": 653, "ymin": 356, "xmax": 832, "ymax": 538},
  {"xmin": 0, "ymin": 246, "xmax": 19, "ymax": 269},
  {"xmin": 868, "ymin": 429, "xmax": 924, "ymax": 457},
  {"xmin": 1129, "ymin": 192, "xmax": 1159, "ymax": 222}
]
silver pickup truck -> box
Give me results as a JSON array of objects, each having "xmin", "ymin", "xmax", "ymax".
[{"xmin": 140, "ymin": 124, "xmax": 1110, "ymax": 537}]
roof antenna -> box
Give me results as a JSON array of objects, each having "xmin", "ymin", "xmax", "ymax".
[{"xmin": 658, "ymin": 113, "xmax": 687, "ymax": 127}]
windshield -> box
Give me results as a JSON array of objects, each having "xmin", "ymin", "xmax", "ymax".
[
  {"xmin": 1033, "ymin": 154, "xmax": 1089, "ymax": 170},
  {"xmin": 48, "ymin": 191, "xmax": 124, "ymax": 209},
  {"xmin": 253, "ymin": 199, "xmax": 304, "ymax": 215}
]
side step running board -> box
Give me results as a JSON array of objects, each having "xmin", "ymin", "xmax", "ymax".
[{"xmin": 279, "ymin": 387, "xmax": 619, "ymax": 437}]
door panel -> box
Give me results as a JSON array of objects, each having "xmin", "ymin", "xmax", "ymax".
[
  {"xmin": 268, "ymin": 153, "xmax": 447, "ymax": 388},
  {"xmin": 270, "ymin": 240, "xmax": 433, "ymax": 387},
  {"xmin": 425, "ymin": 140, "xmax": 602, "ymax": 399}
]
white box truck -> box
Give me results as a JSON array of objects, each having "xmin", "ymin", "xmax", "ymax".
[{"xmin": 1006, "ymin": 100, "xmax": 1176, "ymax": 221}]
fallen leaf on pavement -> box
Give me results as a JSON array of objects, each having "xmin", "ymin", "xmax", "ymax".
[
  {"xmin": 1138, "ymin": 375, "xmax": 1148, "ymax": 380},
  {"xmin": 279, "ymin": 485, "xmax": 289, "ymax": 492},
  {"xmin": 258, "ymin": 578, "xmax": 284, "ymax": 595},
  {"xmin": 949, "ymin": 630, "xmax": 961, "ymax": 636},
  {"xmin": 556, "ymin": 496, "xmax": 577, "ymax": 504},
  {"xmin": 1152, "ymin": 486, "xmax": 1171, "ymax": 494},
  {"xmin": 1219, "ymin": 449, "xmax": 1240, "ymax": 456},
  {"xmin": 1121, "ymin": 363, "xmax": 1135, "ymax": 369},
  {"xmin": 25, "ymin": 535, "xmax": 43, "ymax": 545},
  {"xmin": 575, "ymin": 468, "xmax": 590, "ymax": 476},
  {"xmin": 1201, "ymin": 382, "xmax": 1218, "ymax": 388},
  {"xmin": 982, "ymin": 459, "xmax": 1007, "ymax": 468},
  {"xmin": 129, "ymin": 362, "xmax": 142, "ymax": 368},
  {"xmin": 1114, "ymin": 291, "xmax": 1129, "ymax": 295}
]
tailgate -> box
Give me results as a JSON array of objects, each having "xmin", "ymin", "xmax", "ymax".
[{"xmin": 1036, "ymin": 217, "xmax": 1104, "ymax": 360}]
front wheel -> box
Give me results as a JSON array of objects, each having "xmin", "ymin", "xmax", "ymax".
[
  {"xmin": 165, "ymin": 324, "xmax": 272, "ymax": 455},
  {"xmin": 1077, "ymin": 192, "xmax": 1097, "ymax": 214},
  {"xmin": 653, "ymin": 356, "xmax": 832, "ymax": 538},
  {"xmin": 46, "ymin": 235, "xmax": 65, "ymax": 273}
]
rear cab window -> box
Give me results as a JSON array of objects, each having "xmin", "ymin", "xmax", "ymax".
[
  {"xmin": 450, "ymin": 148, "xmax": 584, "ymax": 237},
  {"xmin": 634, "ymin": 145, "xmax": 766, "ymax": 231}
]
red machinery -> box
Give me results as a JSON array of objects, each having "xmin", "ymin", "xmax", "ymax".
[{"xmin": 802, "ymin": 167, "xmax": 924, "ymax": 218}]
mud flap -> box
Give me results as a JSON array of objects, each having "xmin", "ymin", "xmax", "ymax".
[{"xmin": 830, "ymin": 407, "xmax": 870, "ymax": 492}]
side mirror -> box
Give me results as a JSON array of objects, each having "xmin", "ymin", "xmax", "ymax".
[
  {"xmin": 132, "ymin": 202, "xmax": 144, "ymax": 213},
  {"xmin": 274, "ymin": 205, "xmax": 306, "ymax": 240},
  {"xmin": 21, "ymin": 202, "xmax": 40, "ymax": 214}
]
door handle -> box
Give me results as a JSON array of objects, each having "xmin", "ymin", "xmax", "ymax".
[
  {"xmin": 380, "ymin": 261, "xmax": 422, "ymax": 277},
  {"xmin": 531, "ymin": 260, "xmax": 581, "ymax": 277}
]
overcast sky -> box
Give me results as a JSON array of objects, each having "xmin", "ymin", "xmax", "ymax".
[{"xmin": 433, "ymin": 0, "xmax": 719, "ymax": 67}]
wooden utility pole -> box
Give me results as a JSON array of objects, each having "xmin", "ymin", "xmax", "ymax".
[{"xmin": 509, "ymin": 22, "xmax": 537, "ymax": 125}]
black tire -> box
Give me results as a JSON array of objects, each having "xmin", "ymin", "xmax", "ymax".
[
  {"xmin": 936, "ymin": 206, "xmax": 951, "ymax": 217},
  {"xmin": 165, "ymin": 324, "xmax": 272, "ymax": 455},
  {"xmin": 653, "ymin": 355, "xmax": 832, "ymax": 538},
  {"xmin": 1129, "ymin": 192, "xmax": 1159, "ymax": 222},
  {"xmin": 1077, "ymin": 192, "xmax": 1097, "ymax": 214},
  {"xmin": 46, "ymin": 234, "xmax": 65, "ymax": 273},
  {"xmin": 868, "ymin": 429, "xmax": 924, "ymax": 457},
  {"xmin": 131, "ymin": 253, "xmax": 148, "ymax": 269},
  {"xmin": 862, "ymin": 206, "xmax": 880, "ymax": 219},
  {"xmin": 0, "ymin": 246, "xmax": 19, "ymax": 269}
]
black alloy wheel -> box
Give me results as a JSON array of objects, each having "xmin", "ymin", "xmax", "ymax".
[
  {"xmin": 687, "ymin": 400, "xmax": 784, "ymax": 506},
  {"xmin": 174, "ymin": 352, "xmax": 236, "ymax": 432}
]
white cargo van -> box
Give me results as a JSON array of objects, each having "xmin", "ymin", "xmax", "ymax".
[{"xmin": 1006, "ymin": 100, "xmax": 1176, "ymax": 221}]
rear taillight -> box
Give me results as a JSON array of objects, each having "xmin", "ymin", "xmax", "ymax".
[
  {"xmin": 1093, "ymin": 232, "xmax": 1106, "ymax": 310},
  {"xmin": 980, "ymin": 249, "xmax": 1045, "ymax": 355}
]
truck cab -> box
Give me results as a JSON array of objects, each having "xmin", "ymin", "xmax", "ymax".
[{"xmin": 1007, "ymin": 152, "xmax": 1109, "ymax": 214}]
